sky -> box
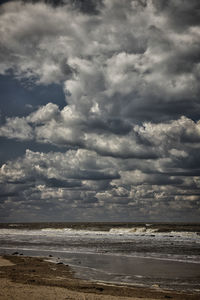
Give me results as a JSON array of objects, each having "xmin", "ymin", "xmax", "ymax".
[{"xmin": 0, "ymin": 0, "xmax": 200, "ymax": 222}]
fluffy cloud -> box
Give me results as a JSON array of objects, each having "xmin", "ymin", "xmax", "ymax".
[
  {"xmin": 0, "ymin": 117, "xmax": 34, "ymax": 140},
  {"xmin": 0, "ymin": 144, "xmax": 200, "ymax": 221},
  {"xmin": 0, "ymin": 148, "xmax": 119, "ymax": 183},
  {"xmin": 1, "ymin": 0, "xmax": 200, "ymax": 121},
  {"xmin": 1, "ymin": 106, "xmax": 200, "ymax": 161},
  {"xmin": 0, "ymin": 0, "xmax": 200, "ymax": 221},
  {"xmin": 27, "ymin": 102, "xmax": 60, "ymax": 124}
]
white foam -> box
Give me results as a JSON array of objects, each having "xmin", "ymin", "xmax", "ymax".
[
  {"xmin": 0, "ymin": 227, "xmax": 199, "ymax": 241},
  {"xmin": 109, "ymin": 227, "xmax": 157, "ymax": 234},
  {"xmin": 41, "ymin": 228, "xmax": 74, "ymax": 233},
  {"xmin": 166, "ymin": 231, "xmax": 199, "ymax": 239}
]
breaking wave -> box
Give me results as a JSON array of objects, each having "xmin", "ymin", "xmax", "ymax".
[
  {"xmin": 1, "ymin": 227, "xmax": 199, "ymax": 240},
  {"xmin": 109, "ymin": 227, "xmax": 157, "ymax": 234}
]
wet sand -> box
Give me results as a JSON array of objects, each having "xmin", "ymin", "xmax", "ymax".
[{"xmin": 0, "ymin": 255, "xmax": 199, "ymax": 300}]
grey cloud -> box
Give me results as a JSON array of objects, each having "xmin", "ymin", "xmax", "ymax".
[
  {"xmin": 45, "ymin": 177, "xmax": 82, "ymax": 188},
  {"xmin": 1, "ymin": 147, "xmax": 199, "ymax": 221},
  {"xmin": 152, "ymin": 0, "xmax": 200, "ymax": 30},
  {"xmin": 0, "ymin": 0, "xmax": 200, "ymax": 221},
  {"xmin": 1, "ymin": 0, "xmax": 200, "ymax": 123},
  {"xmin": 27, "ymin": 103, "xmax": 60, "ymax": 124},
  {"xmin": 134, "ymin": 117, "xmax": 200, "ymax": 149},
  {"xmin": 66, "ymin": 0, "xmax": 103, "ymax": 14},
  {"xmin": 1, "ymin": 108, "xmax": 200, "ymax": 162},
  {"xmin": 0, "ymin": 149, "xmax": 119, "ymax": 185},
  {"xmin": 0, "ymin": 117, "xmax": 33, "ymax": 140},
  {"xmin": 22, "ymin": 0, "xmax": 104, "ymax": 14},
  {"xmin": 0, "ymin": 103, "xmax": 157, "ymax": 158},
  {"xmin": 0, "ymin": 191, "xmax": 18, "ymax": 198}
]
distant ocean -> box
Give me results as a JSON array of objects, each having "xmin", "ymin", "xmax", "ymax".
[{"xmin": 0, "ymin": 222, "xmax": 200, "ymax": 292}]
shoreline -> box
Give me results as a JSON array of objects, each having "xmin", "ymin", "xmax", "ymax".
[{"xmin": 0, "ymin": 255, "xmax": 200, "ymax": 300}]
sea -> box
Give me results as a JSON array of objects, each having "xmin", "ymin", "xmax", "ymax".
[{"xmin": 0, "ymin": 222, "xmax": 200, "ymax": 293}]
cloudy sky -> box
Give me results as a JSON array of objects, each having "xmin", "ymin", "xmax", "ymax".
[{"xmin": 0, "ymin": 0, "xmax": 200, "ymax": 222}]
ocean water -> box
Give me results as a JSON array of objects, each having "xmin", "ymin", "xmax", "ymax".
[{"xmin": 0, "ymin": 222, "xmax": 200, "ymax": 292}]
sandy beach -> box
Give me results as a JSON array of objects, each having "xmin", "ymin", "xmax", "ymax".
[{"xmin": 0, "ymin": 255, "xmax": 199, "ymax": 300}]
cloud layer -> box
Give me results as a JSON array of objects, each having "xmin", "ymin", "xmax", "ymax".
[{"xmin": 0, "ymin": 0, "xmax": 200, "ymax": 221}]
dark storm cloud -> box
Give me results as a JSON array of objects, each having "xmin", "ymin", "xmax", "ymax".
[
  {"xmin": 0, "ymin": 191, "xmax": 18, "ymax": 198},
  {"xmin": 152, "ymin": 0, "xmax": 200, "ymax": 30},
  {"xmin": 67, "ymin": 0, "xmax": 103, "ymax": 14},
  {"xmin": 23, "ymin": 0, "xmax": 103, "ymax": 14},
  {"xmin": 45, "ymin": 177, "xmax": 82, "ymax": 188},
  {"xmin": 0, "ymin": 0, "xmax": 103, "ymax": 14},
  {"xmin": 0, "ymin": 0, "xmax": 200, "ymax": 221}
]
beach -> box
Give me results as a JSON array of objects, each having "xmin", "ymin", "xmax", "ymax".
[
  {"xmin": 0, "ymin": 223, "xmax": 200, "ymax": 299},
  {"xmin": 0, "ymin": 255, "xmax": 200, "ymax": 300},
  {"xmin": 0, "ymin": 223, "xmax": 200, "ymax": 294}
]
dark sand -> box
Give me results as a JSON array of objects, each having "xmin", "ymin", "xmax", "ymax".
[{"xmin": 0, "ymin": 255, "xmax": 199, "ymax": 300}]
